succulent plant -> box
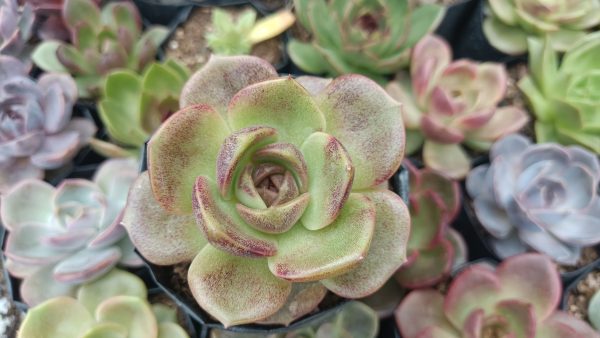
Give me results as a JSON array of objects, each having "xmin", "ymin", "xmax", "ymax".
[
  {"xmin": 395, "ymin": 160, "xmax": 466, "ymax": 289},
  {"xmin": 466, "ymin": 134, "xmax": 600, "ymax": 265},
  {"xmin": 519, "ymin": 33, "xmax": 600, "ymax": 154},
  {"xmin": 206, "ymin": 7, "xmax": 295, "ymax": 56},
  {"xmin": 210, "ymin": 301, "xmax": 379, "ymax": 338},
  {"xmin": 288, "ymin": 0, "xmax": 444, "ymax": 83},
  {"xmin": 396, "ymin": 254, "xmax": 599, "ymax": 338},
  {"xmin": 589, "ymin": 289, "xmax": 600, "ymax": 330},
  {"xmin": 31, "ymin": 0, "xmax": 169, "ymax": 98},
  {"xmin": 123, "ymin": 55, "xmax": 410, "ymax": 327},
  {"xmin": 0, "ymin": 0, "xmax": 34, "ymax": 58},
  {"xmin": 386, "ymin": 35, "xmax": 529, "ymax": 179},
  {"xmin": 18, "ymin": 269, "xmax": 189, "ymax": 338},
  {"xmin": 91, "ymin": 59, "xmax": 190, "ymax": 158},
  {"xmin": 1, "ymin": 158, "xmax": 142, "ymax": 306},
  {"xmin": 23, "ymin": 0, "xmax": 101, "ymax": 41},
  {"xmin": 0, "ymin": 55, "xmax": 96, "ymax": 193},
  {"xmin": 483, "ymin": 0, "xmax": 600, "ymax": 55}
]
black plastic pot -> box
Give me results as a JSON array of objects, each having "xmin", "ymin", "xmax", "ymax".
[
  {"xmin": 450, "ymin": 0, "xmax": 526, "ymax": 64},
  {"xmin": 249, "ymin": 0, "xmax": 291, "ymax": 15},
  {"xmin": 434, "ymin": 0, "xmax": 479, "ymax": 47}
]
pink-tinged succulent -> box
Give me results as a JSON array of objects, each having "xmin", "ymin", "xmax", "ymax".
[
  {"xmin": 22, "ymin": 0, "xmax": 101, "ymax": 41},
  {"xmin": 0, "ymin": 158, "xmax": 143, "ymax": 306},
  {"xmin": 386, "ymin": 35, "xmax": 529, "ymax": 179},
  {"xmin": 123, "ymin": 55, "xmax": 411, "ymax": 327},
  {"xmin": 0, "ymin": 0, "xmax": 33, "ymax": 58},
  {"xmin": 395, "ymin": 253, "xmax": 600, "ymax": 338},
  {"xmin": 466, "ymin": 134, "xmax": 600, "ymax": 266},
  {"xmin": 395, "ymin": 160, "xmax": 466, "ymax": 289},
  {"xmin": 0, "ymin": 55, "xmax": 95, "ymax": 193}
]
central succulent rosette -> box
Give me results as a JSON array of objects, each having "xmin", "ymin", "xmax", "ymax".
[{"xmin": 123, "ymin": 55, "xmax": 410, "ymax": 327}]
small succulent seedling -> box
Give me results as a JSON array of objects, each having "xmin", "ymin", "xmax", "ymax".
[
  {"xmin": 206, "ymin": 7, "xmax": 295, "ymax": 56},
  {"xmin": 17, "ymin": 269, "xmax": 189, "ymax": 338},
  {"xmin": 0, "ymin": 0, "xmax": 33, "ymax": 58},
  {"xmin": 31, "ymin": 0, "xmax": 168, "ymax": 98},
  {"xmin": 483, "ymin": 0, "xmax": 600, "ymax": 55},
  {"xmin": 1, "ymin": 158, "xmax": 142, "ymax": 305},
  {"xmin": 519, "ymin": 32, "xmax": 600, "ymax": 154},
  {"xmin": 386, "ymin": 35, "xmax": 528, "ymax": 178},
  {"xmin": 396, "ymin": 254, "xmax": 600, "ymax": 337},
  {"xmin": 288, "ymin": 0, "xmax": 444, "ymax": 83},
  {"xmin": 123, "ymin": 55, "xmax": 410, "ymax": 327},
  {"xmin": 0, "ymin": 55, "xmax": 95, "ymax": 192},
  {"xmin": 395, "ymin": 160, "xmax": 466, "ymax": 288},
  {"xmin": 92, "ymin": 59, "xmax": 190, "ymax": 157},
  {"xmin": 466, "ymin": 134, "xmax": 600, "ymax": 265}
]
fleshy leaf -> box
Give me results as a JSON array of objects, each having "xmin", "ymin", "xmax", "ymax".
[
  {"xmin": 257, "ymin": 282, "xmax": 327, "ymax": 326},
  {"xmin": 253, "ymin": 142, "xmax": 309, "ymax": 193},
  {"xmin": 95, "ymin": 296, "xmax": 158, "ymax": 338},
  {"xmin": 77, "ymin": 269, "xmax": 147, "ymax": 314},
  {"xmin": 268, "ymin": 193, "xmax": 375, "ymax": 282},
  {"xmin": 17, "ymin": 297, "xmax": 94, "ymax": 338},
  {"xmin": 423, "ymin": 141, "xmax": 470, "ymax": 179},
  {"xmin": 395, "ymin": 290, "xmax": 457, "ymax": 338},
  {"xmin": 1, "ymin": 179, "xmax": 54, "ymax": 231},
  {"xmin": 236, "ymin": 193, "xmax": 310, "ymax": 234},
  {"xmin": 188, "ymin": 245, "xmax": 291, "ymax": 327}
]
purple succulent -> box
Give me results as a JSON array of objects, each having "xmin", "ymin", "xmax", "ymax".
[
  {"xmin": 0, "ymin": 0, "xmax": 34, "ymax": 58},
  {"xmin": 467, "ymin": 134, "xmax": 600, "ymax": 265},
  {"xmin": 0, "ymin": 56, "xmax": 95, "ymax": 192},
  {"xmin": 0, "ymin": 158, "xmax": 142, "ymax": 306}
]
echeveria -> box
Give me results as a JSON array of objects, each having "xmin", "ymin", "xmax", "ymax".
[
  {"xmin": 0, "ymin": 0, "xmax": 33, "ymax": 58},
  {"xmin": 18, "ymin": 269, "xmax": 189, "ymax": 338},
  {"xmin": 386, "ymin": 35, "xmax": 529, "ymax": 178},
  {"xmin": 0, "ymin": 55, "xmax": 95, "ymax": 192},
  {"xmin": 93, "ymin": 60, "xmax": 190, "ymax": 157},
  {"xmin": 31, "ymin": 0, "xmax": 168, "ymax": 98},
  {"xmin": 396, "ymin": 254, "xmax": 599, "ymax": 338},
  {"xmin": 484, "ymin": 0, "xmax": 600, "ymax": 55},
  {"xmin": 23, "ymin": 0, "xmax": 101, "ymax": 41},
  {"xmin": 123, "ymin": 55, "xmax": 410, "ymax": 327},
  {"xmin": 1, "ymin": 158, "xmax": 142, "ymax": 306},
  {"xmin": 395, "ymin": 160, "xmax": 466, "ymax": 288},
  {"xmin": 519, "ymin": 33, "xmax": 600, "ymax": 154},
  {"xmin": 288, "ymin": 0, "xmax": 444, "ymax": 83},
  {"xmin": 466, "ymin": 134, "xmax": 600, "ymax": 265}
]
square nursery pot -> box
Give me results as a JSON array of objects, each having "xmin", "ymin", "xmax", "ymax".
[
  {"xmin": 561, "ymin": 260, "xmax": 600, "ymax": 330},
  {"xmin": 138, "ymin": 143, "xmax": 411, "ymax": 335},
  {"xmin": 449, "ymin": 0, "xmax": 526, "ymax": 64},
  {"xmin": 433, "ymin": 0, "xmax": 480, "ymax": 46}
]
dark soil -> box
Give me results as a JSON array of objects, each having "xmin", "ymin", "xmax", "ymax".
[
  {"xmin": 567, "ymin": 270, "xmax": 600, "ymax": 321},
  {"xmin": 503, "ymin": 62, "xmax": 534, "ymax": 138}
]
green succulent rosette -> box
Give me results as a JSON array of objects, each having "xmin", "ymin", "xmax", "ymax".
[{"xmin": 123, "ymin": 55, "xmax": 410, "ymax": 327}]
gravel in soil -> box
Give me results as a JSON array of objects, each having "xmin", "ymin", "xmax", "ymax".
[
  {"xmin": 165, "ymin": 6, "xmax": 284, "ymax": 72},
  {"xmin": 559, "ymin": 247, "xmax": 599, "ymax": 273},
  {"xmin": 0, "ymin": 259, "xmax": 22, "ymax": 338},
  {"xmin": 503, "ymin": 62, "xmax": 535, "ymax": 139},
  {"xmin": 568, "ymin": 270, "xmax": 600, "ymax": 321}
]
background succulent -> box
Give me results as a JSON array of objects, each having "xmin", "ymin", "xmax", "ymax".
[
  {"xmin": 23, "ymin": 0, "xmax": 101, "ymax": 41},
  {"xmin": 0, "ymin": 55, "xmax": 95, "ymax": 193},
  {"xmin": 0, "ymin": 0, "xmax": 33, "ymax": 58},
  {"xmin": 484, "ymin": 0, "xmax": 600, "ymax": 55},
  {"xmin": 395, "ymin": 254, "xmax": 599, "ymax": 337},
  {"xmin": 589, "ymin": 289, "xmax": 600, "ymax": 330},
  {"xmin": 31, "ymin": 0, "xmax": 168, "ymax": 98},
  {"xmin": 206, "ymin": 7, "xmax": 294, "ymax": 56},
  {"xmin": 466, "ymin": 134, "xmax": 600, "ymax": 265},
  {"xmin": 92, "ymin": 59, "xmax": 190, "ymax": 158},
  {"xmin": 123, "ymin": 55, "xmax": 410, "ymax": 327},
  {"xmin": 1, "ymin": 158, "xmax": 142, "ymax": 306},
  {"xmin": 386, "ymin": 35, "xmax": 529, "ymax": 178},
  {"xmin": 519, "ymin": 32, "xmax": 600, "ymax": 154},
  {"xmin": 18, "ymin": 269, "xmax": 189, "ymax": 338},
  {"xmin": 394, "ymin": 160, "xmax": 466, "ymax": 289},
  {"xmin": 288, "ymin": 0, "xmax": 444, "ymax": 83}
]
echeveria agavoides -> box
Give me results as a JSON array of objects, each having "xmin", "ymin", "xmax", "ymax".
[
  {"xmin": 123, "ymin": 55, "xmax": 411, "ymax": 327},
  {"xmin": 484, "ymin": 0, "xmax": 600, "ymax": 55},
  {"xmin": 0, "ymin": 55, "xmax": 95, "ymax": 192},
  {"xmin": 386, "ymin": 35, "xmax": 529, "ymax": 178},
  {"xmin": 396, "ymin": 254, "xmax": 599, "ymax": 338},
  {"xmin": 1, "ymin": 158, "xmax": 142, "ymax": 306},
  {"xmin": 18, "ymin": 269, "xmax": 189, "ymax": 338},
  {"xmin": 395, "ymin": 160, "xmax": 466, "ymax": 289},
  {"xmin": 466, "ymin": 134, "xmax": 600, "ymax": 265},
  {"xmin": 288, "ymin": 0, "xmax": 444, "ymax": 83}
]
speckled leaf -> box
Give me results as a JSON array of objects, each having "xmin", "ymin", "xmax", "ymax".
[
  {"xmin": 235, "ymin": 165, "xmax": 267, "ymax": 209},
  {"xmin": 95, "ymin": 296, "xmax": 158, "ymax": 338},
  {"xmin": 148, "ymin": 104, "xmax": 230, "ymax": 214},
  {"xmin": 17, "ymin": 297, "xmax": 93, "ymax": 338},
  {"xmin": 180, "ymin": 55, "xmax": 278, "ymax": 115},
  {"xmin": 193, "ymin": 176, "xmax": 277, "ymax": 257},
  {"xmin": 122, "ymin": 172, "xmax": 206, "ymax": 265},
  {"xmin": 322, "ymin": 191, "xmax": 410, "ymax": 298},
  {"xmin": 77, "ymin": 269, "xmax": 147, "ymax": 314},
  {"xmin": 258, "ymin": 282, "xmax": 327, "ymax": 326},
  {"xmin": 268, "ymin": 193, "xmax": 375, "ymax": 282},
  {"xmin": 236, "ymin": 193, "xmax": 310, "ymax": 234},
  {"xmin": 315, "ymin": 75, "xmax": 405, "ymax": 189},
  {"xmin": 253, "ymin": 142, "xmax": 309, "ymax": 193},
  {"xmin": 300, "ymin": 132, "xmax": 354, "ymax": 230},
  {"xmin": 188, "ymin": 245, "xmax": 291, "ymax": 327},
  {"xmin": 228, "ymin": 77, "xmax": 326, "ymax": 146}
]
